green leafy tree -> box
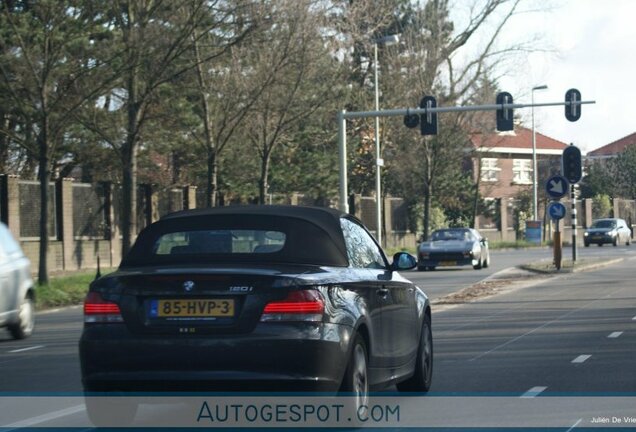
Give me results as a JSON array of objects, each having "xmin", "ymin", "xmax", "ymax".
[{"xmin": 0, "ymin": 0, "xmax": 113, "ymax": 283}]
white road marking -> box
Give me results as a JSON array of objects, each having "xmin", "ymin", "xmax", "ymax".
[
  {"xmin": 8, "ymin": 345, "xmax": 45, "ymax": 353},
  {"xmin": 608, "ymin": 331, "xmax": 623, "ymax": 338},
  {"xmin": 566, "ymin": 418, "xmax": 583, "ymax": 432},
  {"xmin": 468, "ymin": 287, "xmax": 624, "ymax": 361},
  {"xmin": 2, "ymin": 404, "xmax": 85, "ymax": 428},
  {"xmin": 520, "ymin": 386, "xmax": 547, "ymax": 398},
  {"xmin": 571, "ymin": 355, "xmax": 591, "ymax": 364},
  {"xmin": 632, "ymin": 316, "xmax": 636, "ymax": 321}
]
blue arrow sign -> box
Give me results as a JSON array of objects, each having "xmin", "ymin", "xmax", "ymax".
[
  {"xmin": 547, "ymin": 201, "xmax": 567, "ymax": 220},
  {"xmin": 545, "ymin": 175, "xmax": 570, "ymax": 199}
]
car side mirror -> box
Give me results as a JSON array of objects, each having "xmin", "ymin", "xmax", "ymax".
[{"xmin": 391, "ymin": 252, "xmax": 417, "ymax": 271}]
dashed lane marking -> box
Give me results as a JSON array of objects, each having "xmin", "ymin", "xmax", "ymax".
[
  {"xmin": 608, "ymin": 331, "xmax": 623, "ymax": 338},
  {"xmin": 571, "ymin": 355, "xmax": 591, "ymax": 364},
  {"xmin": 8, "ymin": 345, "xmax": 45, "ymax": 353},
  {"xmin": 520, "ymin": 386, "xmax": 548, "ymax": 398}
]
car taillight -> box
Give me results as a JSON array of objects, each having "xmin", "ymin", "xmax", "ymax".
[
  {"xmin": 261, "ymin": 289, "xmax": 324, "ymax": 322},
  {"xmin": 84, "ymin": 292, "xmax": 123, "ymax": 323}
]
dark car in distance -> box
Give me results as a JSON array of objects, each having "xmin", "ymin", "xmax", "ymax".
[
  {"xmin": 417, "ymin": 228, "xmax": 490, "ymax": 271},
  {"xmin": 79, "ymin": 205, "xmax": 432, "ymax": 422},
  {"xmin": 584, "ymin": 218, "xmax": 631, "ymax": 247}
]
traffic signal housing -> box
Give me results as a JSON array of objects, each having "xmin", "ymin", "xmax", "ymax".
[
  {"xmin": 565, "ymin": 88, "xmax": 581, "ymax": 122},
  {"xmin": 419, "ymin": 96, "xmax": 437, "ymax": 135},
  {"xmin": 496, "ymin": 92, "xmax": 514, "ymax": 131},
  {"xmin": 562, "ymin": 144, "xmax": 582, "ymax": 184}
]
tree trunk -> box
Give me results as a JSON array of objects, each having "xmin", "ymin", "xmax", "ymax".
[
  {"xmin": 206, "ymin": 149, "xmax": 218, "ymax": 207},
  {"xmin": 193, "ymin": 32, "xmax": 218, "ymax": 208},
  {"xmin": 423, "ymin": 182, "xmax": 431, "ymax": 242},
  {"xmin": 258, "ymin": 151, "xmax": 271, "ymax": 205},
  {"xmin": 37, "ymin": 121, "xmax": 49, "ymax": 286},
  {"xmin": 121, "ymin": 140, "xmax": 137, "ymax": 256}
]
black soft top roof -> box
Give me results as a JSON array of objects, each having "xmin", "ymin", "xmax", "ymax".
[{"xmin": 122, "ymin": 205, "xmax": 355, "ymax": 267}]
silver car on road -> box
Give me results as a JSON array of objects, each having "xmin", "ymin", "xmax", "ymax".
[
  {"xmin": 0, "ymin": 222, "xmax": 35, "ymax": 339},
  {"xmin": 417, "ymin": 227, "xmax": 490, "ymax": 271}
]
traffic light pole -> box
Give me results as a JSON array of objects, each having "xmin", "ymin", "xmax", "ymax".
[
  {"xmin": 337, "ymin": 99, "xmax": 596, "ymax": 213},
  {"xmin": 571, "ymin": 184, "xmax": 577, "ymax": 261}
]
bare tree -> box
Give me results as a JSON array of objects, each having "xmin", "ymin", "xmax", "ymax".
[
  {"xmin": 79, "ymin": 0, "xmax": 258, "ymax": 254},
  {"xmin": 241, "ymin": 0, "xmax": 341, "ymax": 203},
  {"xmin": 381, "ymin": 0, "xmax": 538, "ymax": 239}
]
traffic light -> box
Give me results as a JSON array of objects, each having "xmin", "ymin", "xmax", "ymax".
[
  {"xmin": 562, "ymin": 144, "xmax": 582, "ymax": 184},
  {"xmin": 565, "ymin": 88, "xmax": 581, "ymax": 122},
  {"xmin": 403, "ymin": 110, "xmax": 419, "ymax": 128},
  {"xmin": 496, "ymin": 92, "xmax": 514, "ymax": 131},
  {"xmin": 419, "ymin": 96, "xmax": 437, "ymax": 135}
]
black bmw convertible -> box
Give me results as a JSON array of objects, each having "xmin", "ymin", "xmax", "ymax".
[{"xmin": 79, "ymin": 205, "xmax": 432, "ymax": 404}]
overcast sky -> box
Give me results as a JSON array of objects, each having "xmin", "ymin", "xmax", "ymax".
[{"xmin": 459, "ymin": 0, "xmax": 635, "ymax": 154}]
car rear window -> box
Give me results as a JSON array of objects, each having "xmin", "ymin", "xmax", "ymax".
[
  {"xmin": 154, "ymin": 230, "xmax": 286, "ymax": 255},
  {"xmin": 121, "ymin": 214, "xmax": 348, "ymax": 267}
]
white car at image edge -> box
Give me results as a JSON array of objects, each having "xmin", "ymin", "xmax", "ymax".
[{"xmin": 0, "ymin": 222, "xmax": 35, "ymax": 339}]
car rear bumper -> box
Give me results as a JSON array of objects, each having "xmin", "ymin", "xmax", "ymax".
[
  {"xmin": 79, "ymin": 322, "xmax": 351, "ymax": 393},
  {"xmin": 417, "ymin": 258, "xmax": 475, "ymax": 267}
]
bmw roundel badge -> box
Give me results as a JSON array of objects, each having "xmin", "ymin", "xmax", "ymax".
[{"xmin": 183, "ymin": 281, "xmax": 195, "ymax": 292}]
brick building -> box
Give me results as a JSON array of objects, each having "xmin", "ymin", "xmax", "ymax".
[{"xmin": 469, "ymin": 126, "xmax": 568, "ymax": 200}]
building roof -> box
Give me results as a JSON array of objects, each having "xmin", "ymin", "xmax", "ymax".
[
  {"xmin": 470, "ymin": 126, "xmax": 568, "ymax": 155},
  {"xmin": 587, "ymin": 131, "xmax": 636, "ymax": 157}
]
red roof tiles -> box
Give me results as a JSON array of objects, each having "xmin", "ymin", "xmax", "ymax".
[
  {"xmin": 470, "ymin": 126, "xmax": 568, "ymax": 150},
  {"xmin": 587, "ymin": 132, "xmax": 636, "ymax": 157}
]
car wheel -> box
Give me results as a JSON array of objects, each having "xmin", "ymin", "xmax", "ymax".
[
  {"xmin": 473, "ymin": 258, "xmax": 483, "ymax": 270},
  {"xmin": 627, "ymin": 237, "xmax": 631, "ymax": 246},
  {"xmin": 584, "ymin": 241, "xmax": 589, "ymax": 247},
  {"xmin": 613, "ymin": 237, "xmax": 617, "ymax": 246},
  {"xmin": 417, "ymin": 265, "xmax": 426, "ymax": 271},
  {"xmin": 598, "ymin": 243, "xmax": 603, "ymax": 247},
  {"xmin": 8, "ymin": 294, "xmax": 35, "ymax": 340},
  {"xmin": 483, "ymin": 254, "xmax": 490, "ymax": 268},
  {"xmin": 427, "ymin": 266, "xmax": 436, "ymax": 271},
  {"xmin": 85, "ymin": 397, "xmax": 138, "ymax": 427},
  {"xmin": 340, "ymin": 334, "xmax": 369, "ymax": 420},
  {"xmin": 397, "ymin": 314, "xmax": 433, "ymax": 393}
]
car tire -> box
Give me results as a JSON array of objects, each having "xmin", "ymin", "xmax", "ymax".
[
  {"xmin": 8, "ymin": 294, "xmax": 35, "ymax": 340},
  {"xmin": 627, "ymin": 237, "xmax": 631, "ymax": 246},
  {"xmin": 397, "ymin": 314, "xmax": 433, "ymax": 393},
  {"xmin": 598, "ymin": 243, "xmax": 603, "ymax": 247},
  {"xmin": 340, "ymin": 334, "xmax": 369, "ymax": 421},
  {"xmin": 417, "ymin": 265, "xmax": 426, "ymax": 271},
  {"xmin": 584, "ymin": 241, "xmax": 589, "ymax": 247},
  {"xmin": 483, "ymin": 254, "xmax": 490, "ymax": 268},
  {"xmin": 473, "ymin": 259, "xmax": 483, "ymax": 270},
  {"xmin": 613, "ymin": 237, "xmax": 617, "ymax": 246},
  {"xmin": 427, "ymin": 266, "xmax": 436, "ymax": 271},
  {"xmin": 85, "ymin": 396, "xmax": 138, "ymax": 427}
]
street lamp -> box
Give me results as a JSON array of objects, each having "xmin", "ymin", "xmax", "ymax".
[
  {"xmin": 373, "ymin": 34, "xmax": 399, "ymax": 246},
  {"xmin": 531, "ymin": 84, "xmax": 548, "ymax": 221}
]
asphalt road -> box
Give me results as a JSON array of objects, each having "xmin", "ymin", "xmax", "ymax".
[
  {"xmin": 404, "ymin": 244, "xmax": 636, "ymax": 299},
  {"xmin": 0, "ymin": 246, "xmax": 635, "ymax": 428}
]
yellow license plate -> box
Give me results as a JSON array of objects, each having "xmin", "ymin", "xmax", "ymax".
[
  {"xmin": 439, "ymin": 261, "xmax": 456, "ymax": 266},
  {"xmin": 151, "ymin": 299, "xmax": 234, "ymax": 317}
]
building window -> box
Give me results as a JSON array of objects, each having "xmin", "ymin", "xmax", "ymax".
[
  {"xmin": 513, "ymin": 159, "xmax": 533, "ymax": 184},
  {"xmin": 480, "ymin": 158, "xmax": 500, "ymax": 182}
]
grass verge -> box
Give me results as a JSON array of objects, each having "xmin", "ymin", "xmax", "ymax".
[{"xmin": 35, "ymin": 268, "xmax": 114, "ymax": 310}]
